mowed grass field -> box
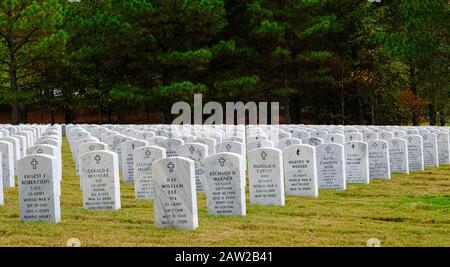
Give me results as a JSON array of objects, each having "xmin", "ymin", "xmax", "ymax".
[{"xmin": 1, "ymin": 137, "xmax": 449, "ymax": 247}]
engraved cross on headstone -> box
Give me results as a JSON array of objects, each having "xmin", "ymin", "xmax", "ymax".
[
  {"xmin": 218, "ymin": 157, "xmax": 226, "ymax": 167},
  {"xmin": 31, "ymin": 159, "xmax": 38, "ymax": 169},
  {"xmin": 167, "ymin": 162, "xmax": 175, "ymax": 172},
  {"xmin": 261, "ymin": 151, "xmax": 268, "ymax": 160}
]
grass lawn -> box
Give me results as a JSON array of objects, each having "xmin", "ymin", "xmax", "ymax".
[{"xmin": 1, "ymin": 137, "xmax": 449, "ymax": 247}]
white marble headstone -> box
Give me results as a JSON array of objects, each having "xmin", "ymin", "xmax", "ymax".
[
  {"xmin": 0, "ymin": 141, "xmax": 14, "ymax": 188},
  {"xmin": 152, "ymin": 157, "xmax": 198, "ymax": 230},
  {"xmin": 403, "ymin": 135, "xmax": 424, "ymax": 171},
  {"xmin": 17, "ymin": 154, "xmax": 60, "ymax": 223},
  {"xmin": 324, "ymin": 134, "xmax": 345, "ymax": 144},
  {"xmin": 283, "ymin": 144, "xmax": 318, "ymax": 197},
  {"xmin": 178, "ymin": 143, "xmax": 209, "ymax": 192},
  {"xmin": 421, "ymin": 133, "xmax": 439, "ymax": 167},
  {"xmin": 133, "ymin": 146, "xmax": 166, "ymax": 199},
  {"xmin": 80, "ymin": 151, "xmax": 121, "ymax": 210},
  {"xmin": 302, "ymin": 137, "xmax": 323, "ymax": 147},
  {"xmin": 437, "ymin": 132, "xmax": 450, "ymax": 164},
  {"xmin": 367, "ymin": 140, "xmax": 391, "ymax": 180},
  {"xmin": 248, "ymin": 140, "xmax": 274, "ymax": 152},
  {"xmin": 215, "ymin": 141, "xmax": 245, "ymax": 157},
  {"xmin": 344, "ymin": 141, "xmax": 369, "ymax": 184},
  {"xmin": 345, "ymin": 132, "xmax": 363, "ymax": 142},
  {"xmin": 276, "ymin": 138, "xmax": 302, "ymax": 151},
  {"xmin": 157, "ymin": 138, "xmax": 184, "ymax": 157},
  {"xmin": 316, "ymin": 143, "xmax": 346, "ymax": 190},
  {"xmin": 121, "ymin": 139, "xmax": 148, "ymax": 183},
  {"xmin": 204, "ymin": 153, "xmax": 246, "ymax": 216},
  {"xmin": 193, "ymin": 137, "xmax": 216, "ymax": 155},
  {"xmin": 248, "ymin": 148, "xmax": 285, "ymax": 206},
  {"xmin": 388, "ymin": 138, "xmax": 409, "ymax": 174}
]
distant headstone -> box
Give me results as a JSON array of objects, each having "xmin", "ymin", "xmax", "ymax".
[
  {"xmin": 193, "ymin": 137, "xmax": 216, "ymax": 155},
  {"xmin": 344, "ymin": 132, "xmax": 363, "ymax": 142},
  {"xmin": 248, "ymin": 148, "xmax": 285, "ymax": 206},
  {"xmin": 302, "ymin": 137, "xmax": 323, "ymax": 147},
  {"xmin": 316, "ymin": 143, "xmax": 346, "ymax": 190},
  {"xmin": 393, "ymin": 130, "xmax": 407, "ymax": 138},
  {"xmin": 283, "ymin": 144, "xmax": 318, "ymax": 197},
  {"xmin": 310, "ymin": 130, "xmax": 327, "ymax": 138},
  {"xmin": 248, "ymin": 140, "xmax": 274, "ymax": 152},
  {"xmin": 421, "ymin": 133, "xmax": 439, "ymax": 167},
  {"xmin": 0, "ymin": 137, "xmax": 20, "ymax": 162},
  {"xmin": 0, "ymin": 141, "xmax": 14, "ymax": 188},
  {"xmin": 404, "ymin": 135, "xmax": 424, "ymax": 171},
  {"xmin": 0, "ymin": 155, "xmax": 2, "ymax": 205},
  {"xmin": 367, "ymin": 140, "xmax": 391, "ymax": 180},
  {"xmin": 388, "ymin": 138, "xmax": 409, "ymax": 174},
  {"xmin": 276, "ymin": 138, "xmax": 301, "ymax": 150},
  {"xmin": 344, "ymin": 141, "xmax": 369, "ymax": 184},
  {"xmin": 133, "ymin": 146, "xmax": 166, "ymax": 200},
  {"xmin": 406, "ymin": 129, "xmax": 418, "ymax": 135},
  {"xmin": 178, "ymin": 143, "xmax": 209, "ymax": 192},
  {"xmin": 324, "ymin": 134, "xmax": 345, "ymax": 144},
  {"xmin": 290, "ymin": 130, "xmax": 310, "ymax": 140},
  {"xmin": 215, "ymin": 141, "xmax": 245, "ymax": 157},
  {"xmin": 379, "ymin": 131, "xmax": 393, "ymax": 141},
  {"xmin": 121, "ymin": 139, "xmax": 148, "ymax": 183},
  {"xmin": 157, "ymin": 138, "xmax": 184, "ymax": 157},
  {"xmin": 204, "ymin": 153, "xmax": 246, "ymax": 216},
  {"xmin": 11, "ymin": 134, "xmax": 26, "ymax": 158},
  {"xmin": 436, "ymin": 132, "xmax": 450, "ymax": 164},
  {"xmin": 362, "ymin": 132, "xmax": 378, "ymax": 142}
]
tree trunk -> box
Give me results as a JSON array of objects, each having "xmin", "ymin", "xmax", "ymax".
[
  {"xmin": 283, "ymin": 97, "xmax": 291, "ymax": 124},
  {"xmin": 374, "ymin": 93, "xmax": 379, "ymax": 125},
  {"xmin": 7, "ymin": 16, "xmax": 19, "ymax": 125},
  {"xmin": 428, "ymin": 103, "xmax": 436, "ymax": 126},
  {"xmin": 108, "ymin": 109, "xmax": 112, "ymax": 124},
  {"xmin": 439, "ymin": 108, "xmax": 446, "ymax": 126},
  {"xmin": 409, "ymin": 66, "xmax": 419, "ymax": 126},
  {"xmin": 341, "ymin": 63, "xmax": 345, "ymax": 125},
  {"xmin": 144, "ymin": 102, "xmax": 151, "ymax": 123},
  {"xmin": 358, "ymin": 96, "xmax": 364, "ymax": 125},
  {"xmin": 21, "ymin": 107, "xmax": 27, "ymax": 123},
  {"xmin": 64, "ymin": 97, "xmax": 73, "ymax": 123},
  {"xmin": 64, "ymin": 108, "xmax": 72, "ymax": 124},
  {"xmin": 290, "ymin": 97, "xmax": 300, "ymax": 124}
]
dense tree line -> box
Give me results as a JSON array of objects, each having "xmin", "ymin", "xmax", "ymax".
[{"xmin": 0, "ymin": 0, "xmax": 448, "ymax": 125}]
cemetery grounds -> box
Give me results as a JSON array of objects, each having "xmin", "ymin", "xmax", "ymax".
[{"xmin": 0, "ymin": 137, "xmax": 449, "ymax": 247}]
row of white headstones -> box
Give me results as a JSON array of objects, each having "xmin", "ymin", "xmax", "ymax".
[
  {"xmin": 0, "ymin": 124, "xmax": 63, "ymax": 222},
  {"xmin": 1, "ymin": 124, "xmax": 449, "ymax": 230}
]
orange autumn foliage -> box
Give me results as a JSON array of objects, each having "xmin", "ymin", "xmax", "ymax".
[{"xmin": 395, "ymin": 89, "xmax": 429, "ymax": 119}]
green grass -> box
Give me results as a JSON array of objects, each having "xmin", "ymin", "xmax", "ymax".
[{"xmin": 1, "ymin": 137, "xmax": 450, "ymax": 247}]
